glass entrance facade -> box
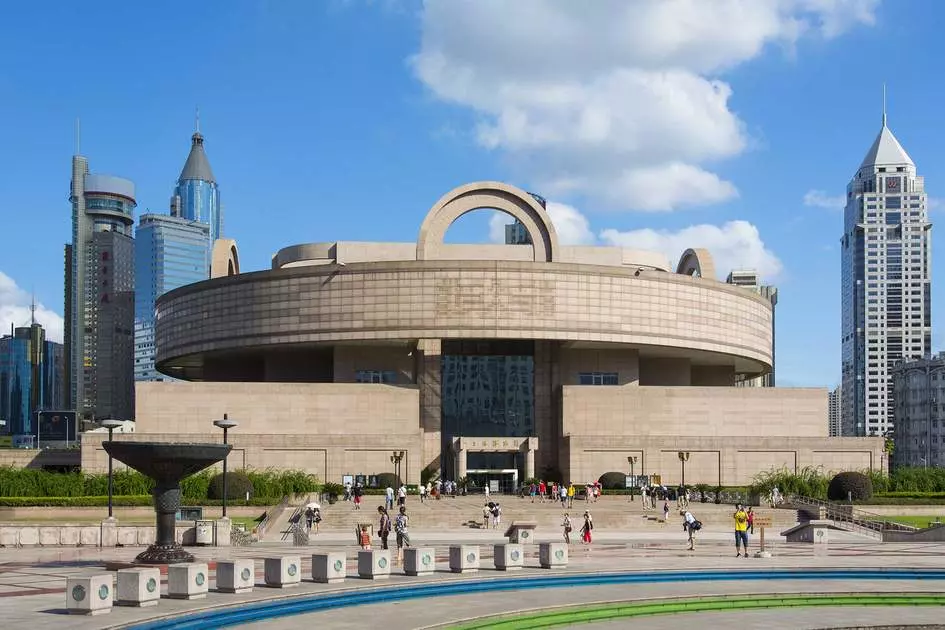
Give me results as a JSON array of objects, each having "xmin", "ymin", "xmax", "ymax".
[{"xmin": 440, "ymin": 340, "xmax": 535, "ymax": 480}]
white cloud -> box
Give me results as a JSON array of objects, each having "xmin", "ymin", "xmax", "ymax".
[
  {"xmin": 413, "ymin": 0, "xmax": 879, "ymax": 211},
  {"xmin": 803, "ymin": 189, "xmax": 845, "ymax": 209},
  {"xmin": 488, "ymin": 201, "xmax": 596, "ymax": 246},
  {"xmin": 928, "ymin": 197, "xmax": 943, "ymax": 211},
  {"xmin": 0, "ymin": 271, "xmax": 64, "ymax": 343},
  {"xmin": 600, "ymin": 220, "xmax": 783, "ymax": 280}
]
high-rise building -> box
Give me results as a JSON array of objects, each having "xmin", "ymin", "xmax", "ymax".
[
  {"xmin": 505, "ymin": 221, "xmax": 532, "ymax": 245},
  {"xmin": 171, "ymin": 123, "xmax": 221, "ymax": 242},
  {"xmin": 0, "ymin": 317, "xmax": 66, "ymax": 446},
  {"xmin": 828, "ymin": 386, "xmax": 842, "ymax": 437},
  {"xmin": 134, "ymin": 215, "xmax": 211, "ymax": 381},
  {"xmin": 891, "ymin": 355, "xmax": 945, "ymax": 467},
  {"xmin": 65, "ymin": 156, "xmax": 136, "ymax": 421},
  {"xmin": 726, "ymin": 270, "xmax": 778, "ymax": 387},
  {"xmin": 134, "ymin": 124, "xmax": 221, "ymax": 382},
  {"xmin": 841, "ymin": 110, "xmax": 931, "ymax": 437}
]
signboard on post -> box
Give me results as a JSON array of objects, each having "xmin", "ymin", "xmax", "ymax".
[{"xmin": 753, "ymin": 515, "xmax": 774, "ymax": 558}]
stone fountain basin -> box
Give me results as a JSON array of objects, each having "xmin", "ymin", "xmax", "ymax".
[{"xmin": 102, "ymin": 441, "xmax": 231, "ymax": 483}]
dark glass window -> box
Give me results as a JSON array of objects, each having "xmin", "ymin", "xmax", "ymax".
[{"xmin": 578, "ymin": 372, "xmax": 619, "ymax": 386}]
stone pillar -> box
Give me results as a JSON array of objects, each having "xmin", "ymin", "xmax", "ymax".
[
  {"xmin": 456, "ymin": 445, "xmax": 467, "ymax": 480},
  {"xmin": 525, "ymin": 442, "xmax": 535, "ymax": 480},
  {"xmin": 416, "ymin": 339, "xmax": 442, "ymax": 474}
]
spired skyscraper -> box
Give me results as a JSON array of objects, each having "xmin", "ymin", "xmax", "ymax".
[
  {"xmin": 134, "ymin": 121, "xmax": 221, "ymax": 382},
  {"xmin": 841, "ymin": 107, "xmax": 932, "ymax": 437},
  {"xmin": 65, "ymin": 155, "xmax": 136, "ymax": 421}
]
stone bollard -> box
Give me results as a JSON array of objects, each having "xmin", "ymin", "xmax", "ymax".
[
  {"xmin": 264, "ymin": 556, "xmax": 302, "ymax": 588},
  {"xmin": 167, "ymin": 563, "xmax": 210, "ymax": 600},
  {"xmin": 66, "ymin": 575, "xmax": 113, "ymax": 615},
  {"xmin": 449, "ymin": 545, "xmax": 480, "ymax": 574},
  {"xmin": 403, "ymin": 547, "xmax": 436, "ymax": 576},
  {"xmin": 116, "ymin": 567, "xmax": 161, "ymax": 607},
  {"xmin": 494, "ymin": 544, "xmax": 524, "ymax": 571},
  {"xmin": 215, "ymin": 518, "xmax": 233, "ymax": 547},
  {"xmin": 358, "ymin": 550, "xmax": 391, "ymax": 580},
  {"xmin": 312, "ymin": 552, "xmax": 347, "ymax": 583},
  {"xmin": 216, "ymin": 559, "xmax": 255, "ymax": 593},
  {"xmin": 539, "ymin": 542, "xmax": 568, "ymax": 569}
]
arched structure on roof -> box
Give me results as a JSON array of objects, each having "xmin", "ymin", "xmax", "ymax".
[{"xmin": 676, "ymin": 248, "xmax": 716, "ymax": 280}]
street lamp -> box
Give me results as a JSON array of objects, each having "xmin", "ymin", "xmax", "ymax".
[
  {"xmin": 627, "ymin": 455, "xmax": 638, "ymax": 502},
  {"xmin": 101, "ymin": 419, "xmax": 124, "ymax": 520},
  {"xmin": 677, "ymin": 451, "xmax": 690, "ymax": 488},
  {"xmin": 213, "ymin": 414, "xmax": 239, "ymax": 518},
  {"xmin": 390, "ymin": 450, "xmax": 405, "ymax": 487}
]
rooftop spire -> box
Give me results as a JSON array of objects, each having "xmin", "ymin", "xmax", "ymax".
[
  {"xmin": 178, "ymin": 113, "xmax": 216, "ymax": 184},
  {"xmin": 882, "ymin": 83, "xmax": 887, "ymax": 127},
  {"xmin": 195, "ymin": 106, "xmax": 200, "ymax": 134}
]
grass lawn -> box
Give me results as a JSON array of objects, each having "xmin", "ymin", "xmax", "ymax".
[
  {"xmin": 872, "ymin": 515, "xmax": 945, "ymax": 529},
  {"xmin": 0, "ymin": 436, "xmax": 11, "ymax": 447},
  {"xmin": 231, "ymin": 515, "xmax": 264, "ymax": 531}
]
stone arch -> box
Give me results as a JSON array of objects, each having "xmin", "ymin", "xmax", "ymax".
[
  {"xmin": 416, "ymin": 181, "xmax": 559, "ymax": 262},
  {"xmin": 211, "ymin": 239, "xmax": 240, "ymax": 279},
  {"xmin": 676, "ymin": 248, "xmax": 715, "ymax": 279}
]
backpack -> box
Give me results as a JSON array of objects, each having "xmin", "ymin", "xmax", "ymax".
[{"xmin": 692, "ymin": 520, "xmax": 702, "ymax": 531}]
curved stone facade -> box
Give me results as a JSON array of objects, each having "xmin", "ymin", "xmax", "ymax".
[{"xmin": 156, "ymin": 260, "xmax": 772, "ymax": 378}]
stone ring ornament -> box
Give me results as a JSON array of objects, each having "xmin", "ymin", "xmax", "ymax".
[
  {"xmin": 378, "ymin": 557, "xmax": 389, "ymax": 569},
  {"xmin": 71, "ymin": 585, "xmax": 87, "ymax": 602},
  {"xmin": 467, "ymin": 552, "xmax": 476, "ymax": 562},
  {"xmin": 196, "ymin": 572, "xmax": 206, "ymax": 586},
  {"xmin": 334, "ymin": 559, "xmax": 344, "ymax": 571},
  {"xmin": 288, "ymin": 564, "xmax": 298, "ymax": 577},
  {"xmin": 146, "ymin": 577, "xmax": 157, "ymax": 593},
  {"xmin": 241, "ymin": 568, "xmax": 252, "ymax": 581},
  {"xmin": 98, "ymin": 584, "xmax": 110, "ymax": 600}
]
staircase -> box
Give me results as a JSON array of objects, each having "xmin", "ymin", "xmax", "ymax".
[
  {"xmin": 295, "ymin": 494, "xmax": 799, "ymax": 533},
  {"xmin": 789, "ymin": 495, "xmax": 917, "ymax": 541}
]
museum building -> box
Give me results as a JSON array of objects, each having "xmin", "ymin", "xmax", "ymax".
[{"xmin": 81, "ymin": 182, "xmax": 884, "ymax": 487}]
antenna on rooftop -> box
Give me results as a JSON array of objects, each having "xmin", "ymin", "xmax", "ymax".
[
  {"xmin": 882, "ymin": 84, "xmax": 887, "ymax": 127},
  {"xmin": 75, "ymin": 117, "xmax": 81, "ymax": 155},
  {"xmin": 195, "ymin": 106, "xmax": 200, "ymax": 134}
]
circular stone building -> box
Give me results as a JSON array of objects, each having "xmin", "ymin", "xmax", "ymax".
[{"xmin": 92, "ymin": 182, "xmax": 882, "ymax": 487}]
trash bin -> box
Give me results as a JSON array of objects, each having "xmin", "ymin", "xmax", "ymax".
[{"xmin": 195, "ymin": 520, "xmax": 214, "ymax": 545}]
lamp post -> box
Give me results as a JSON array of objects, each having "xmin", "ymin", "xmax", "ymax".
[
  {"xmin": 101, "ymin": 419, "xmax": 124, "ymax": 519},
  {"xmin": 390, "ymin": 450, "xmax": 405, "ymax": 487},
  {"xmin": 213, "ymin": 414, "xmax": 239, "ymax": 518},
  {"xmin": 627, "ymin": 455, "xmax": 637, "ymax": 502},
  {"xmin": 677, "ymin": 451, "xmax": 690, "ymax": 488}
]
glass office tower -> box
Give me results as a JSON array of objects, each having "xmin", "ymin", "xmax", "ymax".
[
  {"xmin": 0, "ymin": 322, "xmax": 66, "ymax": 446},
  {"xmin": 134, "ymin": 215, "xmax": 211, "ymax": 381},
  {"xmin": 171, "ymin": 127, "xmax": 221, "ymax": 242}
]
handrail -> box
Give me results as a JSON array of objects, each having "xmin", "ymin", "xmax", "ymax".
[
  {"xmin": 257, "ymin": 495, "xmax": 290, "ymax": 538},
  {"xmin": 789, "ymin": 495, "xmax": 917, "ymax": 536},
  {"xmin": 281, "ymin": 505, "xmax": 305, "ymax": 542}
]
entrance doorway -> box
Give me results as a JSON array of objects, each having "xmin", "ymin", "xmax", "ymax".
[{"xmin": 466, "ymin": 469, "xmax": 518, "ymax": 495}]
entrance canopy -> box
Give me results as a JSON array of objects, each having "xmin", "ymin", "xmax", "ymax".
[{"xmin": 453, "ymin": 436, "xmax": 538, "ymax": 481}]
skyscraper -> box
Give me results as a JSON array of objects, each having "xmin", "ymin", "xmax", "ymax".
[
  {"xmin": 171, "ymin": 121, "xmax": 221, "ymax": 241},
  {"xmin": 0, "ymin": 316, "xmax": 66, "ymax": 446},
  {"xmin": 828, "ymin": 386, "xmax": 842, "ymax": 437},
  {"xmin": 134, "ymin": 215, "xmax": 211, "ymax": 381},
  {"xmin": 726, "ymin": 270, "xmax": 778, "ymax": 387},
  {"xmin": 841, "ymin": 108, "xmax": 931, "ymax": 437},
  {"xmin": 65, "ymin": 156, "xmax": 136, "ymax": 421},
  {"xmin": 134, "ymin": 123, "xmax": 222, "ymax": 382}
]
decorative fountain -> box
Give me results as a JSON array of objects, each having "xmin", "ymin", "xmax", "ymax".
[{"xmin": 103, "ymin": 441, "xmax": 231, "ymax": 564}]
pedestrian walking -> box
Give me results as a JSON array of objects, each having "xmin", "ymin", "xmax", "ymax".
[
  {"xmin": 377, "ymin": 506, "xmax": 391, "ymax": 550},
  {"xmin": 682, "ymin": 510, "xmax": 701, "ymax": 551},
  {"xmin": 562, "ymin": 513, "xmax": 573, "ymax": 544},
  {"xmin": 747, "ymin": 507, "xmax": 755, "ymax": 534},
  {"xmin": 663, "ymin": 501, "xmax": 670, "ymax": 523},
  {"xmin": 580, "ymin": 510, "xmax": 593, "ymax": 544}
]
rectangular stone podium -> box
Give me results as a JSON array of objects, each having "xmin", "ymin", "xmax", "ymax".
[
  {"xmin": 167, "ymin": 563, "xmax": 209, "ymax": 600},
  {"xmin": 494, "ymin": 544, "xmax": 524, "ymax": 571},
  {"xmin": 265, "ymin": 556, "xmax": 302, "ymax": 588},
  {"xmin": 66, "ymin": 575, "xmax": 114, "ymax": 615},
  {"xmin": 217, "ymin": 559, "xmax": 255, "ymax": 593},
  {"xmin": 539, "ymin": 542, "xmax": 568, "ymax": 568},
  {"xmin": 116, "ymin": 568, "xmax": 161, "ymax": 607},
  {"xmin": 504, "ymin": 521, "xmax": 538, "ymax": 544},
  {"xmin": 404, "ymin": 547, "xmax": 436, "ymax": 576},
  {"xmin": 449, "ymin": 545, "xmax": 480, "ymax": 573},
  {"xmin": 358, "ymin": 550, "xmax": 392, "ymax": 580},
  {"xmin": 312, "ymin": 552, "xmax": 347, "ymax": 583}
]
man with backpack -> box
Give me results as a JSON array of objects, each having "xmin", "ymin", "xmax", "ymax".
[{"xmin": 682, "ymin": 510, "xmax": 701, "ymax": 551}]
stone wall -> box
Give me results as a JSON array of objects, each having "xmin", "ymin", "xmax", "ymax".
[{"xmin": 561, "ymin": 385, "xmax": 829, "ymax": 438}]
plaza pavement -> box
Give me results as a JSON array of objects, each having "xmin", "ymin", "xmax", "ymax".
[{"xmin": 1, "ymin": 528, "xmax": 944, "ymax": 629}]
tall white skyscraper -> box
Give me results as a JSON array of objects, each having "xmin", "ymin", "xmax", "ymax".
[{"xmin": 841, "ymin": 108, "xmax": 932, "ymax": 437}]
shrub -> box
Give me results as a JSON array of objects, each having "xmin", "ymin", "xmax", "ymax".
[
  {"xmin": 376, "ymin": 472, "xmax": 399, "ymax": 489},
  {"xmin": 208, "ymin": 471, "xmax": 254, "ymax": 500},
  {"xmin": 322, "ymin": 482, "xmax": 345, "ymax": 498},
  {"xmin": 246, "ymin": 469, "xmax": 320, "ymax": 497},
  {"xmin": 828, "ymin": 471, "xmax": 873, "ymax": 502},
  {"xmin": 0, "ymin": 495, "xmax": 153, "ymax": 507},
  {"xmin": 750, "ymin": 466, "xmax": 830, "ymax": 500},
  {"xmin": 598, "ymin": 471, "xmax": 627, "ymax": 490}
]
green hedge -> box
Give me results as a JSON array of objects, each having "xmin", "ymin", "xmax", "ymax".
[{"xmin": 0, "ymin": 467, "xmax": 320, "ymax": 500}]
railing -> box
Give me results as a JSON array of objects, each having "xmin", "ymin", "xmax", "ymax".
[
  {"xmin": 789, "ymin": 495, "xmax": 917, "ymax": 538},
  {"xmin": 257, "ymin": 495, "xmax": 290, "ymax": 539},
  {"xmin": 281, "ymin": 505, "xmax": 305, "ymax": 542}
]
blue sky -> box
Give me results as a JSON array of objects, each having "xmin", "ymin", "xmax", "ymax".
[{"xmin": 0, "ymin": 0, "xmax": 941, "ymax": 388}]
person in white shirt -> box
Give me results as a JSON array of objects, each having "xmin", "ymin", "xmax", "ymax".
[
  {"xmin": 683, "ymin": 510, "xmax": 698, "ymax": 550},
  {"xmin": 385, "ymin": 486, "xmax": 394, "ymax": 510},
  {"xmin": 397, "ymin": 484, "xmax": 407, "ymax": 507},
  {"xmin": 419, "ymin": 483, "xmax": 426, "ymax": 503}
]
